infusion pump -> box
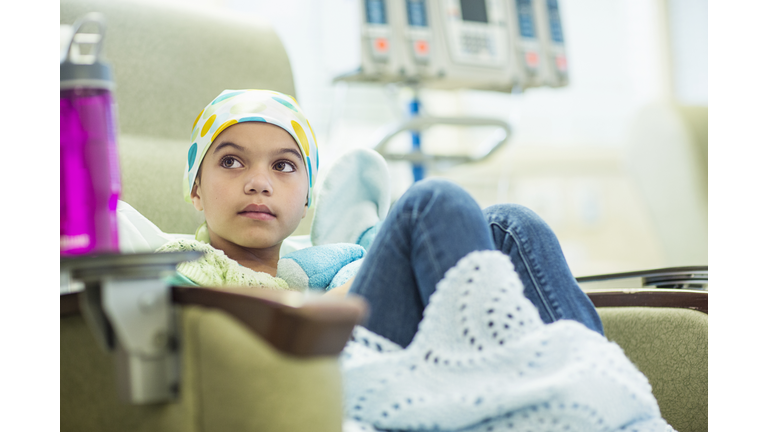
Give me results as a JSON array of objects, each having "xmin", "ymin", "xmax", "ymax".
[{"xmin": 339, "ymin": 0, "xmax": 569, "ymax": 91}]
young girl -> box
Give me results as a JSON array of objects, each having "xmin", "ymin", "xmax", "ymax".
[
  {"xmin": 160, "ymin": 89, "xmax": 675, "ymax": 432},
  {"xmin": 158, "ymin": 89, "xmax": 323, "ymax": 289}
]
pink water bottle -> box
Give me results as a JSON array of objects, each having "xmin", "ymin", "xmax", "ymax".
[{"xmin": 60, "ymin": 13, "xmax": 121, "ymax": 255}]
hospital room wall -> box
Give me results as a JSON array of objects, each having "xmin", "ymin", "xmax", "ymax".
[{"xmin": 147, "ymin": 0, "xmax": 708, "ymax": 277}]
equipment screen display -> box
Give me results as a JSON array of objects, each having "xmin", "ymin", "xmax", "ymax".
[
  {"xmin": 406, "ymin": 0, "xmax": 428, "ymax": 27},
  {"xmin": 516, "ymin": 0, "xmax": 536, "ymax": 38},
  {"xmin": 547, "ymin": 0, "xmax": 564, "ymax": 43},
  {"xmin": 460, "ymin": 0, "xmax": 489, "ymax": 23},
  {"xmin": 365, "ymin": 0, "xmax": 387, "ymax": 24}
]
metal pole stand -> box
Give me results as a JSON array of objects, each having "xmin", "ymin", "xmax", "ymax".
[{"xmin": 371, "ymin": 84, "xmax": 514, "ymax": 178}]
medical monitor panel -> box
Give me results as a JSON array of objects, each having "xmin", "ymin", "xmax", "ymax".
[
  {"xmin": 357, "ymin": 0, "xmax": 408, "ymax": 82},
  {"xmin": 506, "ymin": 0, "xmax": 543, "ymax": 85},
  {"xmin": 441, "ymin": 0, "xmax": 508, "ymax": 69},
  {"xmin": 534, "ymin": 0, "xmax": 568, "ymax": 86},
  {"xmin": 403, "ymin": 0, "xmax": 433, "ymax": 67}
]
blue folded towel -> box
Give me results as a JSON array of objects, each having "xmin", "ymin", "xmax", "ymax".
[{"xmin": 277, "ymin": 243, "xmax": 365, "ymax": 291}]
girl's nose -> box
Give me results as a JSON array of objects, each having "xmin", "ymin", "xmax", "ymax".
[{"xmin": 244, "ymin": 169, "xmax": 273, "ymax": 195}]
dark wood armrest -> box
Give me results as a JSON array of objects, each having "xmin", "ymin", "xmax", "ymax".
[
  {"xmin": 172, "ymin": 286, "xmax": 368, "ymax": 357},
  {"xmin": 587, "ymin": 289, "xmax": 707, "ymax": 314},
  {"xmin": 61, "ymin": 287, "xmax": 368, "ymax": 357}
]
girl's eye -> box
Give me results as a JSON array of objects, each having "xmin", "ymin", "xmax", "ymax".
[
  {"xmin": 221, "ymin": 156, "xmax": 243, "ymax": 169},
  {"xmin": 274, "ymin": 161, "xmax": 297, "ymax": 173}
]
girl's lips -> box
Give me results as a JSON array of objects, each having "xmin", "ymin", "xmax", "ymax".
[
  {"xmin": 240, "ymin": 211, "xmax": 276, "ymax": 221},
  {"xmin": 239, "ymin": 204, "xmax": 276, "ymax": 220}
]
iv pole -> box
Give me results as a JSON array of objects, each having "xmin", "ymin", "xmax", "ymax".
[{"xmin": 371, "ymin": 82, "xmax": 513, "ymax": 180}]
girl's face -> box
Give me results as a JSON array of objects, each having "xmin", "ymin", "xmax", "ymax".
[{"xmin": 191, "ymin": 122, "xmax": 308, "ymax": 252}]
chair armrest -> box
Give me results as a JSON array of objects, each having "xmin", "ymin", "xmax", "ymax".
[
  {"xmin": 61, "ymin": 286, "xmax": 368, "ymax": 358},
  {"xmin": 172, "ymin": 286, "xmax": 368, "ymax": 357},
  {"xmin": 587, "ymin": 289, "xmax": 707, "ymax": 314}
]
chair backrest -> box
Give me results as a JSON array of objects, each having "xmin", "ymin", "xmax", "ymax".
[{"xmin": 61, "ymin": 0, "xmax": 297, "ymax": 235}]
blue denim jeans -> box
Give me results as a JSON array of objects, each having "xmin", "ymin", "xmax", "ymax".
[{"xmin": 349, "ymin": 178, "xmax": 603, "ymax": 348}]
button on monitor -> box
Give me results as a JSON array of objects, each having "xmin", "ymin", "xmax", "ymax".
[
  {"xmin": 525, "ymin": 51, "xmax": 539, "ymax": 67},
  {"xmin": 555, "ymin": 55, "xmax": 567, "ymax": 71},
  {"xmin": 415, "ymin": 40, "xmax": 429, "ymax": 55},
  {"xmin": 375, "ymin": 37, "xmax": 390, "ymax": 52}
]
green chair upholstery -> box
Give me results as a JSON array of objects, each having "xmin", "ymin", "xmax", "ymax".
[
  {"xmin": 61, "ymin": 305, "xmax": 345, "ymax": 432},
  {"xmin": 598, "ymin": 307, "xmax": 708, "ymax": 432}
]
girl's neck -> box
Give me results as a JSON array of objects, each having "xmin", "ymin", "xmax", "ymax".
[{"xmin": 209, "ymin": 234, "xmax": 281, "ymax": 277}]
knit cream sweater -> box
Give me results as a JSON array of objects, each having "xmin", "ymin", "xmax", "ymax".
[{"xmin": 156, "ymin": 238, "xmax": 298, "ymax": 291}]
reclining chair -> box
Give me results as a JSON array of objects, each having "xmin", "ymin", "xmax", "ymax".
[{"xmin": 60, "ymin": 1, "xmax": 707, "ymax": 431}]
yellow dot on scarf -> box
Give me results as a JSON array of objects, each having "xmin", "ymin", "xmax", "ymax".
[
  {"xmin": 201, "ymin": 114, "xmax": 217, "ymax": 137},
  {"xmin": 211, "ymin": 119, "xmax": 238, "ymax": 142},
  {"xmin": 291, "ymin": 121, "xmax": 309, "ymax": 155},
  {"xmin": 192, "ymin": 109, "xmax": 204, "ymax": 132},
  {"xmin": 307, "ymin": 119, "xmax": 318, "ymax": 148}
]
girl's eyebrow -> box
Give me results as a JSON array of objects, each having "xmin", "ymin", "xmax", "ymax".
[
  {"xmin": 212, "ymin": 142, "xmax": 245, "ymax": 154},
  {"xmin": 275, "ymin": 147, "xmax": 303, "ymax": 161}
]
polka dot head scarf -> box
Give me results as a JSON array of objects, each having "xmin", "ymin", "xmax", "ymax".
[{"xmin": 183, "ymin": 89, "xmax": 319, "ymax": 206}]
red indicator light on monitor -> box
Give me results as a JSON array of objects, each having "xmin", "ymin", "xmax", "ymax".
[
  {"xmin": 525, "ymin": 51, "xmax": 539, "ymax": 68},
  {"xmin": 556, "ymin": 55, "xmax": 567, "ymax": 71},
  {"xmin": 375, "ymin": 38, "xmax": 389, "ymax": 52},
  {"xmin": 415, "ymin": 40, "xmax": 429, "ymax": 54}
]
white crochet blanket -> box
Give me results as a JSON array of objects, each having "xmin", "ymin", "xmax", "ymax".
[{"xmin": 340, "ymin": 251, "xmax": 676, "ymax": 432}]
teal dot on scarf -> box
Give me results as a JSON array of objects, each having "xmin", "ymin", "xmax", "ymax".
[
  {"xmin": 212, "ymin": 91, "xmax": 245, "ymax": 105},
  {"xmin": 238, "ymin": 116, "xmax": 266, "ymax": 123},
  {"xmin": 187, "ymin": 143, "xmax": 197, "ymax": 171},
  {"xmin": 272, "ymin": 97, "xmax": 298, "ymax": 112}
]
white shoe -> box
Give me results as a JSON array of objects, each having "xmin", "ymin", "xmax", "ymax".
[{"xmin": 310, "ymin": 148, "xmax": 391, "ymax": 246}]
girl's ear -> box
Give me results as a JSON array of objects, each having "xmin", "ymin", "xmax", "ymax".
[
  {"xmin": 302, "ymin": 203, "xmax": 308, "ymax": 219},
  {"xmin": 191, "ymin": 182, "xmax": 204, "ymax": 212}
]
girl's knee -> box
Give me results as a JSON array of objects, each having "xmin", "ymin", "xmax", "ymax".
[
  {"xmin": 483, "ymin": 203, "xmax": 549, "ymax": 231},
  {"xmin": 411, "ymin": 178, "xmax": 463, "ymax": 195},
  {"xmin": 403, "ymin": 178, "xmax": 470, "ymax": 205},
  {"xmin": 394, "ymin": 178, "xmax": 480, "ymax": 220}
]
